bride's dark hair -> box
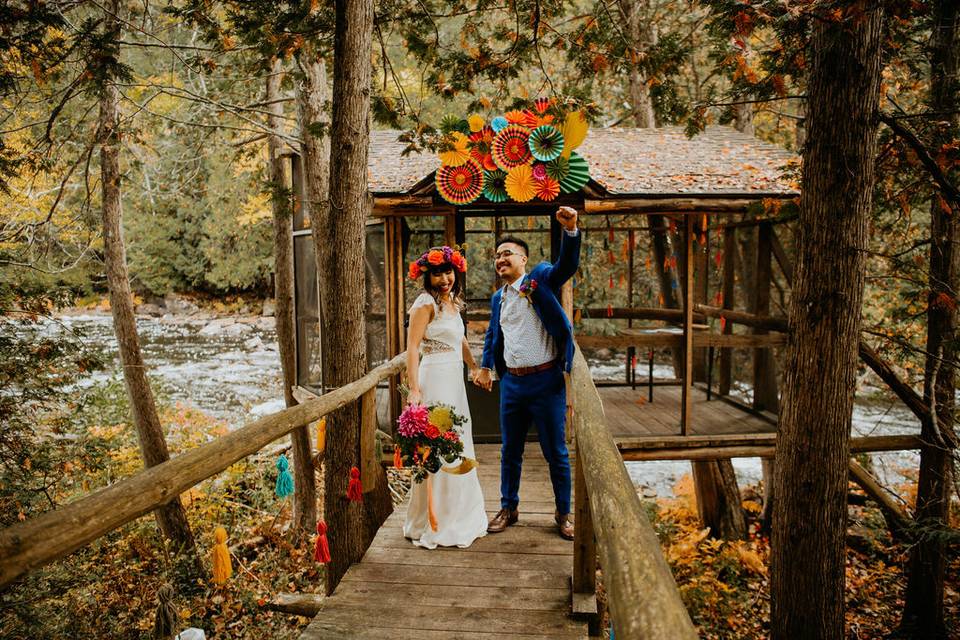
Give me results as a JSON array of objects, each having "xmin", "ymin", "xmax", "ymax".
[{"xmin": 423, "ymin": 262, "xmax": 465, "ymax": 311}]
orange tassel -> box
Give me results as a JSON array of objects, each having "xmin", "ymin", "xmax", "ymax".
[
  {"xmin": 609, "ymin": 275, "xmax": 614, "ymax": 289},
  {"xmin": 212, "ymin": 527, "xmax": 232, "ymax": 585},
  {"xmin": 393, "ymin": 445, "xmax": 403, "ymax": 469},
  {"xmin": 316, "ymin": 417, "xmax": 327, "ymax": 455},
  {"xmin": 606, "ymin": 303, "xmax": 613, "ymax": 318},
  {"xmin": 346, "ymin": 467, "xmax": 363, "ymax": 502},
  {"xmin": 314, "ymin": 521, "xmax": 331, "ymax": 563},
  {"xmin": 426, "ymin": 474, "xmax": 439, "ymax": 532}
]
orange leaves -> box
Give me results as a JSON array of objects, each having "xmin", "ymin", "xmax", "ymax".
[{"xmin": 591, "ymin": 53, "xmax": 609, "ymax": 73}]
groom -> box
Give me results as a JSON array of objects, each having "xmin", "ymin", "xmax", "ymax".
[{"xmin": 474, "ymin": 206, "xmax": 581, "ymax": 540}]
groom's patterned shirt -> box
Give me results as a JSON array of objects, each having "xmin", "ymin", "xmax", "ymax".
[{"xmin": 499, "ymin": 228, "xmax": 579, "ymax": 369}]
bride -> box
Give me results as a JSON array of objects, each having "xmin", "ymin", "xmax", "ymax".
[{"xmin": 402, "ymin": 245, "xmax": 488, "ymax": 549}]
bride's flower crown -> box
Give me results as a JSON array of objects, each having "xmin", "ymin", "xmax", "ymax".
[{"xmin": 408, "ymin": 245, "xmax": 468, "ymax": 280}]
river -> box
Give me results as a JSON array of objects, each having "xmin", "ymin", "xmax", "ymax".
[{"xmin": 60, "ymin": 312, "xmax": 921, "ymax": 497}]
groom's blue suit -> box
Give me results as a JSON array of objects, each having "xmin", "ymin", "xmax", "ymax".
[{"xmin": 481, "ymin": 231, "xmax": 581, "ymax": 515}]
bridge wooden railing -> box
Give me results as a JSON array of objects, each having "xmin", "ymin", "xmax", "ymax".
[
  {"xmin": 0, "ymin": 353, "xmax": 407, "ymax": 591},
  {"xmin": 568, "ymin": 344, "xmax": 698, "ymax": 639}
]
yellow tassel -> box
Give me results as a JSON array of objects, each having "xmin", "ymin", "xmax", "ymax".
[
  {"xmin": 212, "ymin": 527, "xmax": 232, "ymax": 585},
  {"xmin": 426, "ymin": 474, "xmax": 438, "ymax": 532},
  {"xmin": 316, "ymin": 417, "xmax": 327, "ymax": 455}
]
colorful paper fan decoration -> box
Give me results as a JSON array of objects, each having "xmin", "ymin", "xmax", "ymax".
[
  {"xmin": 440, "ymin": 114, "xmax": 471, "ymax": 135},
  {"xmin": 467, "ymin": 114, "xmax": 485, "ymax": 132},
  {"xmin": 559, "ymin": 152, "xmax": 590, "ymax": 193},
  {"xmin": 434, "ymin": 98, "xmax": 590, "ymax": 203},
  {"xmin": 532, "ymin": 163, "xmax": 548, "ymax": 182},
  {"xmin": 483, "ymin": 169, "xmax": 509, "ymax": 203},
  {"xmin": 436, "ymin": 158, "xmax": 484, "ymax": 204},
  {"xmin": 505, "ymin": 164, "xmax": 537, "ymax": 202},
  {"xmin": 560, "ymin": 111, "xmax": 589, "ymax": 158},
  {"xmin": 438, "ymin": 132, "xmax": 471, "ymax": 167},
  {"xmin": 492, "ymin": 125, "xmax": 533, "ymax": 171},
  {"xmin": 528, "ymin": 125, "xmax": 565, "ymax": 162},
  {"xmin": 536, "ymin": 176, "xmax": 560, "ymax": 201},
  {"xmin": 546, "ymin": 155, "xmax": 570, "ymax": 182}
]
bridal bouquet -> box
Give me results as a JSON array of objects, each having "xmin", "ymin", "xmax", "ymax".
[{"xmin": 395, "ymin": 403, "xmax": 467, "ymax": 483}]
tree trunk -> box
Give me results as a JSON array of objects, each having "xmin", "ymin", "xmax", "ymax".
[
  {"xmin": 734, "ymin": 102, "xmax": 754, "ymax": 136},
  {"xmin": 693, "ymin": 459, "xmax": 746, "ymax": 540},
  {"xmin": 98, "ymin": 0, "xmax": 199, "ymax": 574},
  {"xmin": 900, "ymin": 2, "xmax": 959, "ymax": 637},
  {"xmin": 770, "ymin": 7, "xmax": 884, "ymax": 640},
  {"xmin": 268, "ymin": 58, "xmax": 316, "ymax": 540},
  {"xmin": 318, "ymin": 0, "xmax": 392, "ymax": 596},
  {"xmin": 618, "ymin": 0, "xmax": 657, "ymax": 128},
  {"xmin": 298, "ymin": 57, "xmax": 331, "ymax": 234}
]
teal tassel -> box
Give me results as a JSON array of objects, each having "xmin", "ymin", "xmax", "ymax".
[{"xmin": 275, "ymin": 454, "xmax": 294, "ymax": 498}]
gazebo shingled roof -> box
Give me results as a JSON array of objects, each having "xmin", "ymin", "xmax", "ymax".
[{"xmin": 367, "ymin": 125, "xmax": 800, "ymax": 197}]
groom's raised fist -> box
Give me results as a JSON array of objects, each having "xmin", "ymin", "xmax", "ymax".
[{"xmin": 555, "ymin": 206, "xmax": 578, "ymax": 232}]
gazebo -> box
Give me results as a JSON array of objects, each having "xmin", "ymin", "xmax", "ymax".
[{"xmin": 291, "ymin": 125, "xmax": 799, "ymax": 447}]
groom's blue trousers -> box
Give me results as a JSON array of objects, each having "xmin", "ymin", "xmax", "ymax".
[{"xmin": 499, "ymin": 365, "xmax": 571, "ymax": 515}]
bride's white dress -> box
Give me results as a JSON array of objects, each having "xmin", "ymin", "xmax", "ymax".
[{"xmin": 402, "ymin": 293, "xmax": 488, "ymax": 549}]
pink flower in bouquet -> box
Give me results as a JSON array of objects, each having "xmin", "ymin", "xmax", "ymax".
[
  {"xmin": 398, "ymin": 404, "xmax": 429, "ymax": 437},
  {"xmin": 442, "ymin": 430, "xmax": 459, "ymax": 442}
]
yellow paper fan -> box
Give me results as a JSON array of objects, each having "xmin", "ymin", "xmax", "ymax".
[
  {"xmin": 505, "ymin": 164, "xmax": 537, "ymax": 202},
  {"xmin": 560, "ymin": 111, "xmax": 588, "ymax": 159},
  {"xmin": 439, "ymin": 132, "xmax": 471, "ymax": 167},
  {"xmin": 467, "ymin": 114, "xmax": 485, "ymax": 132}
]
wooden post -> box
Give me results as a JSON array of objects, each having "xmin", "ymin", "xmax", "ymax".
[
  {"xmin": 719, "ymin": 223, "xmax": 736, "ymax": 395},
  {"xmin": 753, "ymin": 221, "xmax": 779, "ymax": 412},
  {"xmin": 692, "ymin": 216, "xmax": 709, "ymax": 381},
  {"xmin": 384, "ymin": 217, "xmax": 405, "ymax": 428},
  {"xmin": 572, "ymin": 442, "xmax": 598, "ymax": 619},
  {"xmin": 680, "ymin": 219, "xmax": 695, "ymax": 435},
  {"xmin": 360, "ymin": 388, "xmax": 378, "ymax": 491},
  {"xmin": 444, "ymin": 211, "xmax": 456, "ymax": 248}
]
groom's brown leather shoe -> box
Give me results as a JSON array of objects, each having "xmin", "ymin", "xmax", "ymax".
[
  {"xmin": 487, "ymin": 508, "xmax": 518, "ymax": 533},
  {"xmin": 555, "ymin": 511, "xmax": 574, "ymax": 540}
]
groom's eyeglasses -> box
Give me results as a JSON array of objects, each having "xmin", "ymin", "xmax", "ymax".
[{"xmin": 494, "ymin": 249, "xmax": 520, "ymax": 260}]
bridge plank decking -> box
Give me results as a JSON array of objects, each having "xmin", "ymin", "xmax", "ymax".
[{"xmin": 300, "ymin": 445, "xmax": 589, "ymax": 639}]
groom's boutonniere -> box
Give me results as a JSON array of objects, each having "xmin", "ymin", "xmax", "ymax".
[{"xmin": 518, "ymin": 277, "xmax": 538, "ymax": 301}]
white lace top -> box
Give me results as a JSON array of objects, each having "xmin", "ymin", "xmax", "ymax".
[{"xmin": 409, "ymin": 292, "xmax": 463, "ymax": 358}]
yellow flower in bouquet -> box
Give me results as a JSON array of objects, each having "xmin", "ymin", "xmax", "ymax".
[{"xmin": 428, "ymin": 406, "xmax": 454, "ymax": 432}]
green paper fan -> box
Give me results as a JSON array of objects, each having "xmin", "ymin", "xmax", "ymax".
[
  {"xmin": 528, "ymin": 125, "xmax": 565, "ymax": 162},
  {"xmin": 440, "ymin": 114, "xmax": 471, "ymax": 135},
  {"xmin": 483, "ymin": 169, "xmax": 509, "ymax": 203},
  {"xmin": 546, "ymin": 156, "xmax": 570, "ymax": 181},
  {"xmin": 559, "ymin": 152, "xmax": 590, "ymax": 193}
]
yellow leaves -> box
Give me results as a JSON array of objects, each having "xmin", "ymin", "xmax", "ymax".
[
  {"xmin": 234, "ymin": 192, "xmax": 272, "ymax": 226},
  {"xmin": 731, "ymin": 541, "xmax": 767, "ymax": 576}
]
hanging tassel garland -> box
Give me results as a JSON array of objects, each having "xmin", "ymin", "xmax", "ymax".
[
  {"xmin": 608, "ymin": 227, "xmax": 615, "ymax": 243},
  {"xmin": 714, "ymin": 250, "xmax": 724, "ymax": 269},
  {"xmin": 346, "ymin": 466, "xmax": 363, "ymax": 502},
  {"xmin": 426, "ymin": 473, "xmax": 439, "ymax": 532},
  {"xmin": 609, "ymin": 275, "xmax": 614, "ymax": 289},
  {"xmin": 606, "ymin": 303, "xmax": 613, "ymax": 318},
  {"xmin": 275, "ymin": 455, "xmax": 294, "ymax": 498},
  {"xmin": 393, "ymin": 445, "xmax": 403, "ymax": 469},
  {"xmin": 153, "ymin": 584, "xmax": 178, "ymax": 639},
  {"xmin": 314, "ymin": 521, "xmax": 331, "ymax": 564},
  {"xmin": 316, "ymin": 417, "xmax": 327, "ymax": 456},
  {"xmin": 720, "ymin": 316, "xmax": 727, "ymax": 332},
  {"xmin": 212, "ymin": 527, "xmax": 232, "ymax": 585}
]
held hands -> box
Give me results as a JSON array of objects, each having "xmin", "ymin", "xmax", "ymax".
[
  {"xmin": 473, "ymin": 368, "xmax": 493, "ymax": 392},
  {"xmin": 556, "ymin": 206, "xmax": 578, "ymax": 232},
  {"xmin": 407, "ymin": 388, "xmax": 422, "ymax": 406}
]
